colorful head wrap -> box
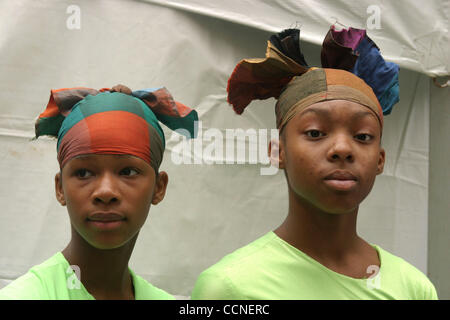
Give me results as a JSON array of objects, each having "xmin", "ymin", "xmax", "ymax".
[
  {"xmin": 35, "ymin": 87, "xmax": 198, "ymax": 171},
  {"xmin": 227, "ymin": 26, "xmax": 399, "ymax": 132}
]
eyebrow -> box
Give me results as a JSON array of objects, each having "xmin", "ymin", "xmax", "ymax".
[
  {"xmin": 299, "ymin": 108, "xmax": 332, "ymax": 120},
  {"xmin": 299, "ymin": 108, "xmax": 378, "ymax": 122},
  {"xmin": 350, "ymin": 110, "xmax": 378, "ymax": 122},
  {"xmin": 73, "ymin": 154, "xmax": 135, "ymax": 160}
]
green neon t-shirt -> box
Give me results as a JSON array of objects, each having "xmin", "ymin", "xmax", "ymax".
[
  {"xmin": 191, "ymin": 232, "xmax": 438, "ymax": 300},
  {"xmin": 0, "ymin": 252, "xmax": 175, "ymax": 300}
]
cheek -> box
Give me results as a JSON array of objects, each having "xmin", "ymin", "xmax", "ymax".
[
  {"xmin": 357, "ymin": 151, "xmax": 382, "ymax": 192},
  {"xmin": 127, "ymin": 182, "xmax": 154, "ymax": 212},
  {"xmin": 62, "ymin": 184, "xmax": 86, "ymax": 211},
  {"xmin": 285, "ymin": 140, "xmax": 321, "ymax": 173},
  {"xmin": 129, "ymin": 193, "xmax": 153, "ymax": 230},
  {"xmin": 285, "ymin": 151, "xmax": 319, "ymax": 189},
  {"xmin": 364, "ymin": 149, "xmax": 383, "ymax": 171}
]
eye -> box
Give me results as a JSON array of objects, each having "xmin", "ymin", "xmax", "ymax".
[
  {"xmin": 355, "ymin": 133, "xmax": 373, "ymax": 142},
  {"xmin": 305, "ymin": 130, "xmax": 325, "ymax": 139},
  {"xmin": 75, "ymin": 169, "xmax": 93, "ymax": 178},
  {"xmin": 120, "ymin": 167, "xmax": 139, "ymax": 176}
]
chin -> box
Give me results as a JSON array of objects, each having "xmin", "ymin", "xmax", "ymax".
[
  {"xmin": 86, "ymin": 239, "xmax": 128, "ymax": 250},
  {"xmin": 92, "ymin": 242, "xmax": 127, "ymax": 250},
  {"xmin": 82, "ymin": 233, "xmax": 134, "ymax": 250},
  {"xmin": 319, "ymin": 188, "xmax": 371, "ymax": 215},
  {"xmin": 314, "ymin": 198, "xmax": 360, "ymax": 215},
  {"xmin": 324, "ymin": 207, "xmax": 358, "ymax": 215}
]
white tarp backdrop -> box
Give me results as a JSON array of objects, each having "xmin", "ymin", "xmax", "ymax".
[
  {"xmin": 145, "ymin": 0, "xmax": 450, "ymax": 77},
  {"xmin": 0, "ymin": 0, "xmax": 448, "ymax": 298}
]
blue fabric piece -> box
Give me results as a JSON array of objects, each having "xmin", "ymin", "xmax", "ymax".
[
  {"xmin": 378, "ymin": 74, "xmax": 399, "ymax": 115},
  {"xmin": 352, "ymin": 36, "xmax": 400, "ymax": 115},
  {"xmin": 132, "ymin": 87, "xmax": 163, "ymax": 97}
]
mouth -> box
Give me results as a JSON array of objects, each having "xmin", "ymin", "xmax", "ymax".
[
  {"xmin": 87, "ymin": 212, "xmax": 126, "ymax": 229},
  {"xmin": 88, "ymin": 212, "xmax": 125, "ymax": 221},
  {"xmin": 323, "ymin": 170, "xmax": 358, "ymax": 191}
]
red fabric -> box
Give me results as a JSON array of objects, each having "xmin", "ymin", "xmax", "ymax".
[{"xmin": 58, "ymin": 111, "xmax": 150, "ymax": 168}]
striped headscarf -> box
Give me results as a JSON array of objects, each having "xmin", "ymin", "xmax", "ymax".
[
  {"xmin": 35, "ymin": 87, "xmax": 198, "ymax": 171},
  {"xmin": 227, "ymin": 26, "xmax": 399, "ymax": 132}
]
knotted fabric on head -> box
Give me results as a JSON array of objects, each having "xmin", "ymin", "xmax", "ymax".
[
  {"xmin": 227, "ymin": 26, "xmax": 399, "ymax": 132},
  {"xmin": 35, "ymin": 87, "xmax": 198, "ymax": 171}
]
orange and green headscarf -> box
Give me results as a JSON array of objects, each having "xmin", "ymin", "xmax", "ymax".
[
  {"xmin": 227, "ymin": 26, "xmax": 399, "ymax": 132},
  {"xmin": 35, "ymin": 87, "xmax": 198, "ymax": 171}
]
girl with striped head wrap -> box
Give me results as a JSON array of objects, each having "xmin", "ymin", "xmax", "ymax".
[{"xmin": 0, "ymin": 84, "xmax": 197, "ymax": 300}]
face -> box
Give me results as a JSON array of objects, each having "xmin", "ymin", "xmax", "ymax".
[
  {"xmin": 275, "ymin": 100, "xmax": 385, "ymax": 214},
  {"xmin": 55, "ymin": 154, "xmax": 168, "ymax": 249}
]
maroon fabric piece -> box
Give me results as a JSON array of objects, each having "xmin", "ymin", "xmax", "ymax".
[
  {"xmin": 321, "ymin": 26, "xmax": 366, "ymax": 71},
  {"xmin": 332, "ymin": 26, "xmax": 366, "ymax": 50}
]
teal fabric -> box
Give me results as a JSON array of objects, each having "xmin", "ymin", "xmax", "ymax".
[
  {"xmin": 377, "ymin": 74, "xmax": 400, "ymax": 115},
  {"xmin": 57, "ymin": 92, "xmax": 164, "ymax": 150}
]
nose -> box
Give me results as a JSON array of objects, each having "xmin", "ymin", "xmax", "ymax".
[
  {"xmin": 92, "ymin": 172, "xmax": 120, "ymax": 205},
  {"xmin": 327, "ymin": 133, "xmax": 354, "ymax": 163}
]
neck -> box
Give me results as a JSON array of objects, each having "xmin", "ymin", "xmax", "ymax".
[
  {"xmin": 275, "ymin": 186, "xmax": 362, "ymax": 261},
  {"xmin": 61, "ymin": 226, "xmax": 137, "ymax": 300}
]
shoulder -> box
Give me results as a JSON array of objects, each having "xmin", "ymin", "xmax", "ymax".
[
  {"xmin": 0, "ymin": 252, "xmax": 66, "ymax": 300},
  {"xmin": 0, "ymin": 272, "xmax": 43, "ymax": 300},
  {"xmin": 130, "ymin": 271, "xmax": 175, "ymax": 300},
  {"xmin": 191, "ymin": 232, "xmax": 279, "ymax": 299},
  {"xmin": 376, "ymin": 245, "xmax": 438, "ymax": 299}
]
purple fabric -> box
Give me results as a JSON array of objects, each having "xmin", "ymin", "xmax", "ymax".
[{"xmin": 331, "ymin": 26, "xmax": 366, "ymax": 50}]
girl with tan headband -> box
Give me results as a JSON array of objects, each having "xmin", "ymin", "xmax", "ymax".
[{"xmin": 191, "ymin": 27, "xmax": 437, "ymax": 300}]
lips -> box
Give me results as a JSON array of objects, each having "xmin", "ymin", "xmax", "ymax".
[
  {"xmin": 86, "ymin": 212, "xmax": 126, "ymax": 230},
  {"xmin": 87, "ymin": 212, "xmax": 125, "ymax": 222},
  {"xmin": 323, "ymin": 170, "xmax": 358, "ymax": 191},
  {"xmin": 324, "ymin": 170, "xmax": 357, "ymax": 181}
]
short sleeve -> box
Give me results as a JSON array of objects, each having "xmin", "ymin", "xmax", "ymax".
[
  {"xmin": 0, "ymin": 272, "xmax": 47, "ymax": 300},
  {"xmin": 191, "ymin": 269, "xmax": 244, "ymax": 300},
  {"xmin": 420, "ymin": 278, "xmax": 439, "ymax": 300}
]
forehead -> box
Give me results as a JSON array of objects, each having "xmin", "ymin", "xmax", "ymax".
[
  {"xmin": 63, "ymin": 154, "xmax": 147, "ymax": 168},
  {"xmin": 74, "ymin": 154, "xmax": 137, "ymax": 160},
  {"xmin": 294, "ymin": 100, "xmax": 380, "ymax": 125}
]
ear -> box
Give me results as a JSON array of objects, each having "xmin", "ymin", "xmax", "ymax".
[
  {"xmin": 55, "ymin": 172, "xmax": 66, "ymax": 206},
  {"xmin": 152, "ymin": 171, "xmax": 168, "ymax": 205},
  {"xmin": 376, "ymin": 148, "xmax": 385, "ymax": 175},
  {"xmin": 268, "ymin": 135, "xmax": 285, "ymax": 169}
]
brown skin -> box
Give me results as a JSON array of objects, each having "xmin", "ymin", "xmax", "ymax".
[
  {"xmin": 269, "ymin": 100, "xmax": 385, "ymax": 279},
  {"xmin": 55, "ymin": 154, "xmax": 168, "ymax": 299}
]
